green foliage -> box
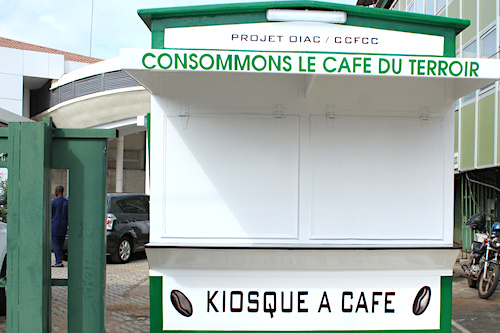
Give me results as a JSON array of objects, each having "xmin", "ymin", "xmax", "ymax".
[{"xmin": 0, "ymin": 180, "xmax": 6, "ymax": 223}]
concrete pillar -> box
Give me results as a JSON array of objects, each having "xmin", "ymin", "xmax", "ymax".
[{"xmin": 115, "ymin": 136, "xmax": 124, "ymax": 193}]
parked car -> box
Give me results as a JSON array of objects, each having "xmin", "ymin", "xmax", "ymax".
[
  {"xmin": 106, "ymin": 193, "xmax": 150, "ymax": 264},
  {"xmin": 63, "ymin": 193, "xmax": 150, "ymax": 264},
  {"xmin": 0, "ymin": 221, "xmax": 6, "ymax": 316}
]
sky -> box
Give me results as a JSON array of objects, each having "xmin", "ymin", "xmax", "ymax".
[
  {"xmin": 0, "ymin": 0, "xmax": 160, "ymax": 60},
  {"xmin": 0, "ymin": 0, "xmax": 357, "ymax": 60}
]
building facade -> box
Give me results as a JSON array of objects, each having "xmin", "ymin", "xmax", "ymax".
[{"xmin": 0, "ymin": 37, "xmax": 148, "ymax": 195}]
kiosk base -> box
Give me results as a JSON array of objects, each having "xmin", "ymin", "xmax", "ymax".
[{"xmin": 147, "ymin": 247, "xmax": 458, "ymax": 332}]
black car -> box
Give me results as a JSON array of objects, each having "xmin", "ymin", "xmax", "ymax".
[
  {"xmin": 62, "ymin": 193, "xmax": 150, "ymax": 264},
  {"xmin": 105, "ymin": 193, "xmax": 150, "ymax": 264}
]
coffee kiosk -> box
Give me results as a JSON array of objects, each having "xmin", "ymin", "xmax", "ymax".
[{"xmin": 121, "ymin": 1, "xmax": 500, "ymax": 332}]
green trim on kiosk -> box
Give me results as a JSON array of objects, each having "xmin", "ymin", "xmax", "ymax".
[
  {"xmin": 149, "ymin": 276, "xmax": 453, "ymax": 333},
  {"xmin": 138, "ymin": 1, "xmax": 469, "ymax": 57},
  {"xmin": 151, "ymin": 276, "xmax": 164, "ymax": 333}
]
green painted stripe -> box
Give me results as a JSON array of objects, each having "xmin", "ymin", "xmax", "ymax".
[
  {"xmin": 477, "ymin": 94, "xmax": 496, "ymax": 167},
  {"xmin": 150, "ymin": 275, "xmax": 454, "ymax": 333},
  {"xmin": 440, "ymin": 276, "xmax": 453, "ymax": 333},
  {"xmin": 460, "ymin": 103, "xmax": 476, "ymax": 170},
  {"xmin": 151, "ymin": 276, "xmax": 164, "ymax": 333}
]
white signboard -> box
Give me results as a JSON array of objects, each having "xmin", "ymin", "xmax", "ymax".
[
  {"xmin": 164, "ymin": 22, "xmax": 444, "ymax": 56},
  {"xmin": 162, "ymin": 274, "xmax": 440, "ymax": 331}
]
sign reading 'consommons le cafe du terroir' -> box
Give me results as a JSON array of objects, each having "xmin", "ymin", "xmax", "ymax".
[
  {"xmin": 162, "ymin": 274, "xmax": 439, "ymax": 331},
  {"xmin": 134, "ymin": 49, "xmax": 498, "ymax": 78},
  {"xmin": 163, "ymin": 22, "xmax": 445, "ymax": 56}
]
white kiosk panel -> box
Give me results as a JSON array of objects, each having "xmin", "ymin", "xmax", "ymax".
[
  {"xmin": 310, "ymin": 114, "xmax": 444, "ymax": 240},
  {"xmin": 163, "ymin": 114, "xmax": 300, "ymax": 239}
]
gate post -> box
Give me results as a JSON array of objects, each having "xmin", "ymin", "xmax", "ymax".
[
  {"xmin": 51, "ymin": 127, "xmax": 114, "ymax": 333},
  {"xmin": 3, "ymin": 118, "xmax": 115, "ymax": 332},
  {"xmin": 7, "ymin": 120, "xmax": 53, "ymax": 332}
]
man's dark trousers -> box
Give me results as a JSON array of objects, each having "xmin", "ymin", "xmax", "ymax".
[{"xmin": 52, "ymin": 235, "xmax": 65, "ymax": 265}]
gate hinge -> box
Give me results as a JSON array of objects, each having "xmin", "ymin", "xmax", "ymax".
[{"xmin": 179, "ymin": 104, "xmax": 189, "ymax": 130}]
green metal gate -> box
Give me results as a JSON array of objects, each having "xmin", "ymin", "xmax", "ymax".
[{"xmin": 0, "ymin": 118, "xmax": 115, "ymax": 332}]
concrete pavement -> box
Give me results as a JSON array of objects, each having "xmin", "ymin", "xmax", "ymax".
[
  {"xmin": 0, "ymin": 252, "xmax": 150, "ymax": 333},
  {"xmin": 50, "ymin": 252, "xmax": 150, "ymax": 333},
  {"xmin": 452, "ymin": 262, "xmax": 500, "ymax": 333}
]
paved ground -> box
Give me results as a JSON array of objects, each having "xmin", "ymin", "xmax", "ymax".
[
  {"xmin": 0, "ymin": 254, "xmax": 499, "ymax": 332},
  {"xmin": 0, "ymin": 252, "xmax": 150, "ymax": 333},
  {"xmin": 451, "ymin": 261, "xmax": 500, "ymax": 333}
]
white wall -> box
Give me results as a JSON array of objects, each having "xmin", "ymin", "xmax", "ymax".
[
  {"xmin": 0, "ymin": 47, "xmax": 64, "ymax": 116},
  {"xmin": 64, "ymin": 60, "xmax": 90, "ymax": 74}
]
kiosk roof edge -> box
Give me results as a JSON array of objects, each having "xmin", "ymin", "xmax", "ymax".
[{"xmin": 138, "ymin": 0, "xmax": 469, "ymax": 35}]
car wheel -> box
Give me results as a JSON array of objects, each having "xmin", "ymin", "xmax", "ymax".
[{"xmin": 110, "ymin": 237, "xmax": 132, "ymax": 264}]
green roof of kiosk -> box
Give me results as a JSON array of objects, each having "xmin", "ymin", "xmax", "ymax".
[{"xmin": 138, "ymin": 1, "xmax": 469, "ymax": 57}]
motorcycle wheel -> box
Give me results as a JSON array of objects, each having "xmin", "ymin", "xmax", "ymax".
[
  {"xmin": 478, "ymin": 263, "xmax": 500, "ymax": 299},
  {"xmin": 467, "ymin": 275, "xmax": 478, "ymax": 288}
]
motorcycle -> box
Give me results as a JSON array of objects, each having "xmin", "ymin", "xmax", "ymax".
[
  {"xmin": 461, "ymin": 213, "xmax": 488, "ymax": 289},
  {"xmin": 477, "ymin": 222, "xmax": 500, "ymax": 299},
  {"xmin": 461, "ymin": 213, "xmax": 500, "ymax": 299}
]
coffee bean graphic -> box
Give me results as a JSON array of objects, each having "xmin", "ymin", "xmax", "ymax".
[
  {"xmin": 413, "ymin": 286, "xmax": 431, "ymax": 315},
  {"xmin": 171, "ymin": 290, "xmax": 193, "ymax": 317}
]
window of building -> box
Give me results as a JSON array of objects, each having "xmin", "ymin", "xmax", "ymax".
[
  {"xmin": 462, "ymin": 91, "xmax": 476, "ymax": 104},
  {"xmin": 463, "ymin": 39, "xmax": 477, "ymax": 58},
  {"xmin": 425, "ymin": 0, "xmax": 434, "ymax": 14},
  {"xmin": 407, "ymin": 0, "xmax": 415, "ymax": 12},
  {"xmin": 479, "ymin": 83, "xmax": 495, "ymax": 95},
  {"xmin": 390, "ymin": 0, "xmax": 400, "ymax": 10},
  {"xmin": 415, "ymin": 0, "xmax": 424, "ymax": 13},
  {"xmin": 436, "ymin": 0, "xmax": 446, "ymax": 11},
  {"xmin": 481, "ymin": 28, "xmax": 498, "ymax": 59},
  {"xmin": 462, "ymin": 40, "xmax": 476, "ymax": 104}
]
